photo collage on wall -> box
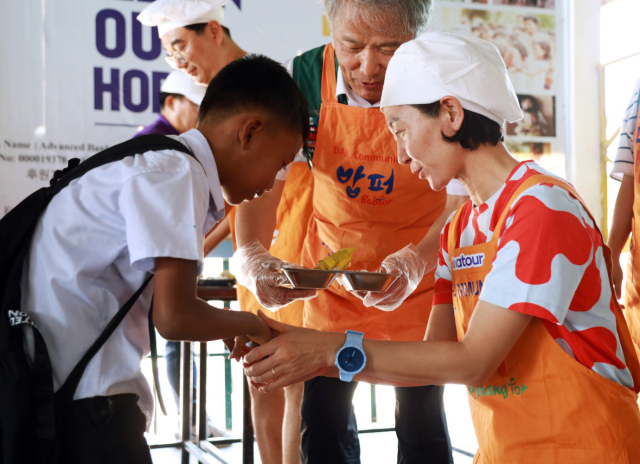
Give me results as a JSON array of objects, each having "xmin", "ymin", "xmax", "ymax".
[{"xmin": 433, "ymin": 0, "xmax": 565, "ymax": 177}]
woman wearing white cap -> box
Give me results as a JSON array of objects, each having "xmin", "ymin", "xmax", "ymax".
[{"xmin": 243, "ymin": 32, "xmax": 640, "ymax": 462}]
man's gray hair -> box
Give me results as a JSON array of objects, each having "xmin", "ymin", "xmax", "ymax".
[{"xmin": 321, "ymin": 0, "xmax": 432, "ymax": 37}]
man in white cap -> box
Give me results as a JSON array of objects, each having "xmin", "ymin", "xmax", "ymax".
[
  {"xmin": 138, "ymin": 3, "xmax": 311, "ymax": 463},
  {"xmin": 136, "ymin": 70, "xmax": 205, "ymax": 138},
  {"xmin": 242, "ymin": 31, "xmax": 640, "ymax": 463},
  {"xmin": 138, "ymin": 0, "xmax": 246, "ymax": 86},
  {"xmin": 234, "ymin": 2, "xmax": 467, "ymax": 463}
]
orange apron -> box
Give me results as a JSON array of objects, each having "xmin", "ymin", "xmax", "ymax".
[
  {"xmin": 228, "ymin": 162, "xmax": 314, "ymax": 325},
  {"xmin": 448, "ymin": 174, "xmax": 640, "ymax": 463},
  {"xmin": 300, "ymin": 44, "xmax": 446, "ymax": 341},
  {"xmin": 623, "ymin": 103, "xmax": 640, "ymax": 373}
]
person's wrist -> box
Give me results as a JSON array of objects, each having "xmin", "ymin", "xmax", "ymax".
[
  {"xmin": 246, "ymin": 312, "xmax": 265, "ymax": 338},
  {"xmin": 326, "ymin": 332, "xmax": 347, "ymax": 369}
]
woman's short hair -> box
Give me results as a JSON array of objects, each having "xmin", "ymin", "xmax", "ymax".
[{"xmin": 412, "ymin": 102, "xmax": 504, "ymax": 151}]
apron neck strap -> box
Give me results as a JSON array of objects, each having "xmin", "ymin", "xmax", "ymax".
[
  {"xmin": 447, "ymin": 205, "xmax": 466, "ymax": 264},
  {"xmin": 321, "ymin": 43, "xmax": 339, "ymax": 104},
  {"xmin": 492, "ymin": 174, "xmax": 582, "ymax": 241}
]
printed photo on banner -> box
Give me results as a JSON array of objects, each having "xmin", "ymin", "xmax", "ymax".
[
  {"xmin": 438, "ymin": 7, "xmax": 556, "ymax": 92},
  {"xmin": 506, "ymin": 94, "xmax": 555, "ymax": 137},
  {"xmin": 439, "ymin": 0, "xmax": 489, "ymax": 4},
  {"xmin": 493, "ymin": 0, "xmax": 555, "ymax": 9},
  {"xmin": 506, "ymin": 141, "xmax": 565, "ymax": 177}
]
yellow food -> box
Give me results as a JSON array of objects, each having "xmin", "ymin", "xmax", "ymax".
[{"xmin": 314, "ymin": 248, "xmax": 355, "ymax": 271}]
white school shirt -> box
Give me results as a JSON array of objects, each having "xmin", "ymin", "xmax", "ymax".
[
  {"xmin": 279, "ymin": 56, "xmax": 468, "ymax": 196},
  {"xmin": 21, "ymin": 129, "xmax": 225, "ymax": 428}
]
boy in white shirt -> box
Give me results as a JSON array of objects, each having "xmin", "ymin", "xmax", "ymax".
[{"xmin": 19, "ymin": 54, "xmax": 313, "ymax": 464}]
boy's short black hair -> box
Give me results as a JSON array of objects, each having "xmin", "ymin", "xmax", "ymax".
[
  {"xmin": 412, "ymin": 102, "xmax": 504, "ymax": 151},
  {"xmin": 159, "ymin": 92, "xmax": 184, "ymax": 109},
  {"xmin": 198, "ymin": 54, "xmax": 310, "ymax": 142},
  {"xmin": 185, "ymin": 22, "xmax": 231, "ymax": 39}
]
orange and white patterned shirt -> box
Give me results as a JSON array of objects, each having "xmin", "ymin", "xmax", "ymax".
[{"xmin": 434, "ymin": 160, "xmax": 634, "ymax": 388}]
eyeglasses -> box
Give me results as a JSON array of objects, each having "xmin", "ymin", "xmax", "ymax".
[{"xmin": 164, "ymin": 37, "xmax": 196, "ymax": 69}]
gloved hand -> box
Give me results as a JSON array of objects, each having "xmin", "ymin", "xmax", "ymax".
[
  {"xmin": 234, "ymin": 240, "xmax": 317, "ymax": 311},
  {"xmin": 357, "ymin": 244, "xmax": 427, "ymax": 312}
]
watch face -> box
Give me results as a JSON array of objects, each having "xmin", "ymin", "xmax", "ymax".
[{"xmin": 337, "ymin": 347, "xmax": 365, "ymax": 373}]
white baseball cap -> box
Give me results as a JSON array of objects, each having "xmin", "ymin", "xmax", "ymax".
[
  {"xmin": 137, "ymin": 0, "xmax": 229, "ymax": 38},
  {"xmin": 381, "ymin": 32, "xmax": 523, "ymax": 126},
  {"xmin": 161, "ymin": 70, "xmax": 207, "ymax": 105}
]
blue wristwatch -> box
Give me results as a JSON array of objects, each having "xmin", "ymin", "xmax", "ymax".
[{"xmin": 335, "ymin": 330, "xmax": 367, "ymax": 382}]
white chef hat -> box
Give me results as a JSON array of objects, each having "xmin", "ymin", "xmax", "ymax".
[
  {"xmin": 137, "ymin": 0, "xmax": 229, "ymax": 38},
  {"xmin": 161, "ymin": 70, "xmax": 207, "ymax": 105},
  {"xmin": 381, "ymin": 32, "xmax": 523, "ymax": 126}
]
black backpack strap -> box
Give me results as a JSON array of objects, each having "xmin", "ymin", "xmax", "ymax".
[
  {"xmin": 56, "ymin": 275, "xmax": 154, "ymax": 403},
  {"xmin": 49, "ymin": 135, "xmax": 195, "ymax": 195},
  {"xmin": 148, "ymin": 298, "xmax": 168, "ymax": 416}
]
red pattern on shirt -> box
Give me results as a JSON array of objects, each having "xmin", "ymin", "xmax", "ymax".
[
  {"xmin": 433, "ymin": 161, "xmax": 631, "ymax": 386},
  {"xmin": 497, "ymin": 195, "xmax": 592, "ymax": 286}
]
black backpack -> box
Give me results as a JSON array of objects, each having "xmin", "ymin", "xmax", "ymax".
[{"xmin": 0, "ymin": 135, "xmax": 195, "ymax": 464}]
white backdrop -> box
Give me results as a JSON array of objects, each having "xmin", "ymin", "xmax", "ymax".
[
  {"xmin": 0, "ymin": 0, "xmax": 567, "ymax": 218},
  {"xmin": 0, "ymin": 0, "xmax": 329, "ymax": 217}
]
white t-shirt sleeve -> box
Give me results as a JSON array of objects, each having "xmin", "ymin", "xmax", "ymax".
[
  {"xmin": 611, "ymin": 78, "xmax": 640, "ymax": 181},
  {"xmin": 119, "ymin": 165, "xmax": 210, "ymax": 274},
  {"xmin": 282, "ymin": 57, "xmax": 295, "ymax": 76},
  {"xmin": 445, "ymin": 179, "xmax": 468, "ymax": 196}
]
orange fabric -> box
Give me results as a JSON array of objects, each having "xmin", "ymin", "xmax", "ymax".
[
  {"xmin": 448, "ymin": 174, "xmax": 640, "ymax": 463},
  {"xmin": 300, "ymin": 44, "xmax": 446, "ymax": 341},
  {"xmin": 623, "ymin": 109, "xmax": 640, "ymax": 380},
  {"xmin": 228, "ymin": 162, "xmax": 314, "ymax": 326}
]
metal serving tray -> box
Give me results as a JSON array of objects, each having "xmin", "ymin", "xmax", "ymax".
[
  {"xmin": 338, "ymin": 271, "xmax": 401, "ymax": 293},
  {"xmin": 281, "ymin": 268, "xmax": 340, "ymax": 290}
]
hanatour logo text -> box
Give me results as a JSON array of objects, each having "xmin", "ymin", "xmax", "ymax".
[{"xmin": 452, "ymin": 253, "xmax": 485, "ymax": 271}]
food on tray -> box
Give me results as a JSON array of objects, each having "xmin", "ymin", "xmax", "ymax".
[{"xmin": 314, "ymin": 248, "xmax": 355, "ymax": 271}]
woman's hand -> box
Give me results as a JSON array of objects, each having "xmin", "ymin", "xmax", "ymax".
[{"xmin": 243, "ymin": 311, "xmax": 344, "ymax": 392}]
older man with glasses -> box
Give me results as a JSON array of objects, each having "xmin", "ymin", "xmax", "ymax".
[{"xmin": 235, "ymin": 1, "xmax": 468, "ymax": 463}]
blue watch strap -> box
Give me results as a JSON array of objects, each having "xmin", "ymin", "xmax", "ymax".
[
  {"xmin": 345, "ymin": 330, "xmax": 364, "ymax": 348},
  {"xmin": 340, "ymin": 372, "xmax": 354, "ymax": 382}
]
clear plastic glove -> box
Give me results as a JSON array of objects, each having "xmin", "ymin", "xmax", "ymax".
[
  {"xmin": 234, "ymin": 240, "xmax": 317, "ymax": 311},
  {"xmin": 358, "ymin": 244, "xmax": 427, "ymax": 312}
]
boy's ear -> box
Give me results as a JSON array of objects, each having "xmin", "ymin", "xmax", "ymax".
[{"xmin": 239, "ymin": 117, "xmax": 265, "ymax": 151}]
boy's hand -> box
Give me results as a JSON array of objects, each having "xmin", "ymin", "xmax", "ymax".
[
  {"xmin": 229, "ymin": 335, "xmax": 253, "ymax": 361},
  {"xmin": 249, "ymin": 313, "xmax": 275, "ymax": 346},
  {"xmin": 229, "ymin": 313, "xmax": 276, "ymax": 361}
]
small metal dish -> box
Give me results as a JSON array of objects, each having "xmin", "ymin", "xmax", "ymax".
[
  {"xmin": 338, "ymin": 271, "xmax": 401, "ymax": 293},
  {"xmin": 282, "ymin": 268, "xmax": 340, "ymax": 290}
]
